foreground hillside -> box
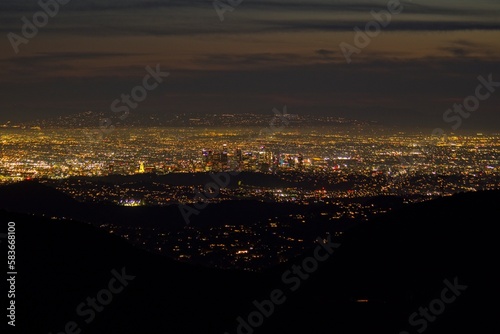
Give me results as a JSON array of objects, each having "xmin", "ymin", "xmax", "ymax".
[{"xmin": 2, "ymin": 190, "xmax": 499, "ymax": 333}]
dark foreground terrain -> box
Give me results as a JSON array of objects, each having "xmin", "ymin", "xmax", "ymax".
[{"xmin": 2, "ymin": 190, "xmax": 499, "ymax": 333}]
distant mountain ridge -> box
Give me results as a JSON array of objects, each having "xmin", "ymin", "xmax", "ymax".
[{"xmin": 3, "ymin": 110, "xmax": 371, "ymax": 128}]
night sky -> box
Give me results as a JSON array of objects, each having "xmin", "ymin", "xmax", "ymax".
[{"xmin": 1, "ymin": 0, "xmax": 499, "ymax": 130}]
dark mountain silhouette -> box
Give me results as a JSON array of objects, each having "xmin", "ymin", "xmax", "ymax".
[
  {"xmin": 3, "ymin": 190, "xmax": 499, "ymax": 333},
  {"xmin": 0, "ymin": 180, "xmax": 79, "ymax": 212},
  {"xmin": 42, "ymin": 170, "xmax": 377, "ymax": 191},
  {"xmin": 73, "ymin": 172, "xmax": 294, "ymax": 189},
  {"xmin": 261, "ymin": 190, "xmax": 500, "ymax": 333},
  {"xmin": 0, "ymin": 180, "xmax": 186, "ymax": 230},
  {"xmin": 19, "ymin": 110, "xmax": 365, "ymax": 129},
  {"xmin": 0, "ymin": 179, "xmax": 403, "ymax": 232},
  {"xmin": 5, "ymin": 210, "xmax": 264, "ymax": 334}
]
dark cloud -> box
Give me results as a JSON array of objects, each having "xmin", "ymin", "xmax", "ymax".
[
  {"xmin": 2, "ymin": 52, "xmax": 144, "ymax": 63},
  {"xmin": 438, "ymin": 40, "xmax": 494, "ymax": 58},
  {"xmin": 0, "ymin": 0, "xmax": 495, "ymax": 18},
  {"xmin": 0, "ymin": 0, "xmax": 499, "ymax": 37},
  {"xmin": 196, "ymin": 53, "xmax": 303, "ymax": 66},
  {"xmin": 315, "ymin": 49, "xmax": 335, "ymax": 59}
]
